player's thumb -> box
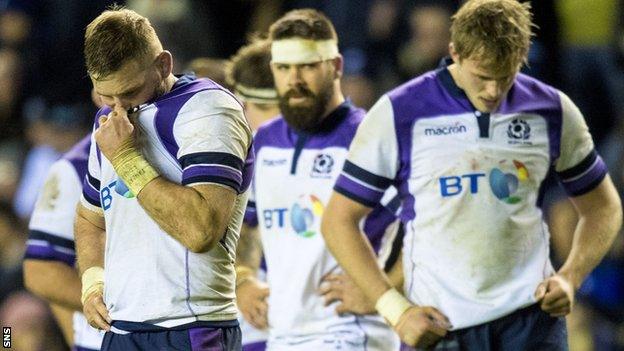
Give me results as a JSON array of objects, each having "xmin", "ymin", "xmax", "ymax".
[{"xmin": 534, "ymin": 280, "xmax": 548, "ymax": 301}]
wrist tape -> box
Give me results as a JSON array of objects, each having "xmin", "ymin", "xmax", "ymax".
[
  {"xmin": 111, "ymin": 140, "xmax": 158, "ymax": 196},
  {"xmin": 81, "ymin": 266, "xmax": 104, "ymax": 305},
  {"xmin": 375, "ymin": 288, "xmax": 412, "ymax": 326}
]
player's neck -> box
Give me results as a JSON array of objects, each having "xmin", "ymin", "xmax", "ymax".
[
  {"xmin": 322, "ymin": 85, "xmax": 345, "ymax": 119},
  {"xmin": 164, "ymin": 74, "xmax": 178, "ymax": 94}
]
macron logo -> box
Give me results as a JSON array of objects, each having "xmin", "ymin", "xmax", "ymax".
[{"xmin": 424, "ymin": 123, "xmax": 467, "ymax": 136}]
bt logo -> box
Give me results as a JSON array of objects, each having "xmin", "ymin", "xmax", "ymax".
[
  {"xmin": 263, "ymin": 194, "xmax": 324, "ymax": 237},
  {"xmin": 100, "ymin": 178, "xmax": 135, "ymax": 210},
  {"xmin": 439, "ymin": 160, "xmax": 530, "ymax": 203}
]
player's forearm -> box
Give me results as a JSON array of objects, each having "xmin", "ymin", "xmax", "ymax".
[
  {"xmin": 560, "ymin": 177, "xmax": 622, "ymax": 288},
  {"xmin": 236, "ymin": 223, "xmax": 262, "ymax": 271},
  {"xmin": 75, "ymin": 205, "xmax": 106, "ymax": 275},
  {"xmin": 137, "ymin": 178, "xmax": 235, "ymax": 253},
  {"xmin": 23, "ymin": 260, "xmax": 82, "ymax": 311},
  {"xmin": 559, "ymin": 205, "xmax": 621, "ymax": 287},
  {"xmin": 387, "ymin": 251, "xmax": 404, "ymax": 292},
  {"xmin": 321, "ymin": 209, "xmax": 393, "ymax": 304}
]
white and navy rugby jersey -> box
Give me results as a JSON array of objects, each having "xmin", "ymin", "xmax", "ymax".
[
  {"xmin": 25, "ymin": 136, "xmax": 104, "ymax": 350},
  {"xmin": 80, "ymin": 75, "xmax": 254, "ymax": 327},
  {"xmin": 245, "ymin": 102, "xmax": 400, "ymax": 350},
  {"xmin": 335, "ymin": 59, "xmax": 608, "ymax": 329}
]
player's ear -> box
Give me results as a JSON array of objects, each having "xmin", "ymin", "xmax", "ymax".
[
  {"xmin": 449, "ymin": 42, "xmax": 460, "ymax": 64},
  {"xmin": 156, "ymin": 51, "xmax": 173, "ymax": 78},
  {"xmin": 332, "ymin": 55, "xmax": 343, "ymax": 80}
]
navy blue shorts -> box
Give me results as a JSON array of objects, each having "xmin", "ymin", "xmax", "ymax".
[
  {"xmin": 101, "ymin": 320, "xmax": 241, "ymax": 351},
  {"xmin": 401, "ymin": 304, "xmax": 567, "ymax": 351},
  {"xmin": 242, "ymin": 340, "xmax": 266, "ymax": 351}
]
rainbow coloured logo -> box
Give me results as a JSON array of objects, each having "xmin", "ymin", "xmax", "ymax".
[
  {"xmin": 290, "ymin": 194, "xmax": 324, "ymax": 238},
  {"xmin": 488, "ymin": 160, "xmax": 529, "ymax": 204},
  {"xmin": 114, "ymin": 178, "xmax": 135, "ymax": 198}
]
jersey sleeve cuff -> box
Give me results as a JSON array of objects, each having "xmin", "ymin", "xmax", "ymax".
[
  {"xmin": 557, "ymin": 149, "xmax": 608, "ymax": 196},
  {"xmin": 24, "ymin": 230, "xmax": 76, "ymax": 266},
  {"xmin": 180, "ymin": 152, "xmax": 245, "ymax": 193},
  {"xmin": 334, "ymin": 161, "xmax": 392, "ymax": 207}
]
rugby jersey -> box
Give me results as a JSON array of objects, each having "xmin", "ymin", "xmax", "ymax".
[
  {"xmin": 335, "ymin": 60, "xmax": 607, "ymax": 329},
  {"xmin": 81, "ymin": 75, "xmax": 253, "ymax": 326},
  {"xmin": 246, "ymin": 101, "xmax": 400, "ymax": 350}
]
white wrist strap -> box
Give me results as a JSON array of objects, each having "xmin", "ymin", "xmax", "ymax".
[
  {"xmin": 375, "ymin": 288, "xmax": 412, "ymax": 326},
  {"xmin": 81, "ymin": 266, "xmax": 104, "ymax": 305}
]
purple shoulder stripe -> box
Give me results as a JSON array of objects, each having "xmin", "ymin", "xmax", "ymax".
[
  {"xmin": 63, "ymin": 135, "xmax": 91, "ymax": 182},
  {"xmin": 499, "ymin": 73, "xmax": 563, "ymax": 161},
  {"xmin": 154, "ymin": 76, "xmax": 244, "ymax": 163},
  {"xmin": 387, "ymin": 71, "xmax": 465, "ymax": 221}
]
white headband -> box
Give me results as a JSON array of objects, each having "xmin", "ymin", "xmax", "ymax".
[
  {"xmin": 271, "ymin": 39, "xmax": 339, "ymax": 64},
  {"xmin": 235, "ymin": 84, "xmax": 278, "ymax": 104}
]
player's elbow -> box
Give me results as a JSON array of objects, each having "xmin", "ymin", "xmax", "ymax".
[{"xmin": 186, "ymin": 222, "xmax": 227, "ymax": 254}]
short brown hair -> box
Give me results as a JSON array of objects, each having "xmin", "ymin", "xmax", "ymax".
[
  {"xmin": 225, "ymin": 39, "xmax": 274, "ymax": 91},
  {"xmin": 268, "ymin": 9, "xmax": 337, "ymax": 42},
  {"xmin": 84, "ymin": 6, "xmax": 161, "ymax": 80},
  {"xmin": 451, "ymin": 0, "xmax": 534, "ymax": 73}
]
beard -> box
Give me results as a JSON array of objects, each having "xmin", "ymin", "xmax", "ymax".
[{"xmin": 278, "ymin": 78, "xmax": 334, "ymax": 133}]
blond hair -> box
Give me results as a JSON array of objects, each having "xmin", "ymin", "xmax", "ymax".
[
  {"xmin": 84, "ymin": 6, "xmax": 161, "ymax": 80},
  {"xmin": 451, "ymin": 0, "xmax": 534, "ymax": 73}
]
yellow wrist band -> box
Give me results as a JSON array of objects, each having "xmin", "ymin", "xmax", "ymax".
[
  {"xmin": 235, "ymin": 265, "xmax": 255, "ymax": 288},
  {"xmin": 111, "ymin": 139, "xmax": 158, "ymax": 197},
  {"xmin": 81, "ymin": 266, "xmax": 104, "ymax": 305},
  {"xmin": 375, "ymin": 288, "xmax": 412, "ymax": 326}
]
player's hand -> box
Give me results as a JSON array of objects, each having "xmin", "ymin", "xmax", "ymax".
[
  {"xmin": 395, "ymin": 306, "xmax": 450, "ymax": 348},
  {"xmin": 95, "ymin": 105, "xmax": 135, "ymax": 161},
  {"xmin": 82, "ymin": 286, "xmax": 111, "ymax": 331},
  {"xmin": 236, "ymin": 277, "xmax": 270, "ymax": 329},
  {"xmin": 319, "ymin": 273, "xmax": 375, "ymax": 315},
  {"xmin": 535, "ymin": 274, "xmax": 576, "ymax": 317}
]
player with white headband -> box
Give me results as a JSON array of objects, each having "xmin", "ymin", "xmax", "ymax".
[{"xmin": 238, "ymin": 9, "xmax": 402, "ymax": 351}]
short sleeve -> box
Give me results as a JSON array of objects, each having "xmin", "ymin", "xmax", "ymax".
[
  {"xmin": 25, "ymin": 160, "xmax": 82, "ymax": 266},
  {"xmin": 334, "ymin": 95, "xmax": 399, "ymax": 207},
  {"xmin": 174, "ymin": 90, "xmax": 252, "ymax": 194},
  {"xmin": 554, "ymin": 92, "xmax": 608, "ymax": 196}
]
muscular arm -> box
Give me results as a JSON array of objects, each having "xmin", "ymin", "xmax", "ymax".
[
  {"xmin": 75, "ymin": 204, "xmax": 106, "ymax": 275},
  {"xmin": 23, "ymin": 260, "xmax": 82, "ymax": 311},
  {"xmin": 137, "ymin": 181, "xmax": 237, "ymax": 253},
  {"xmin": 559, "ymin": 175, "xmax": 622, "ymax": 288},
  {"xmin": 321, "ymin": 192, "xmax": 393, "ymax": 304}
]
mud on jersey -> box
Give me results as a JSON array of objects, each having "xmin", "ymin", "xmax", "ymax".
[
  {"xmin": 246, "ymin": 102, "xmax": 400, "ymax": 350},
  {"xmin": 81, "ymin": 75, "xmax": 254, "ymax": 326},
  {"xmin": 335, "ymin": 62, "xmax": 607, "ymax": 329}
]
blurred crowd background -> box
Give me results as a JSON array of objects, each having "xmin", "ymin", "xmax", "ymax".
[{"xmin": 0, "ymin": 0, "xmax": 622, "ymax": 350}]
